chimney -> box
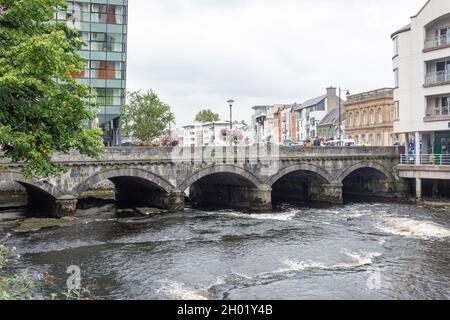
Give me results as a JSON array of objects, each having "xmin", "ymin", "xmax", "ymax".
[
  {"xmin": 326, "ymin": 86, "xmax": 339, "ymax": 112},
  {"xmin": 327, "ymin": 86, "xmax": 336, "ymax": 97}
]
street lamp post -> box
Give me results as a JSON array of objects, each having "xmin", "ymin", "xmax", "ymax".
[
  {"xmin": 338, "ymin": 87, "xmax": 350, "ymax": 146},
  {"xmin": 227, "ymin": 100, "xmax": 235, "ymax": 130}
]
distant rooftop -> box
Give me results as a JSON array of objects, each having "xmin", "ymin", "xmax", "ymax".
[
  {"xmin": 300, "ymin": 95, "xmax": 326, "ymax": 110},
  {"xmin": 318, "ymin": 108, "xmax": 343, "ymax": 127}
]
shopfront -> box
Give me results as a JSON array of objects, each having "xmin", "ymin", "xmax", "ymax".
[{"xmin": 434, "ymin": 131, "xmax": 450, "ymax": 155}]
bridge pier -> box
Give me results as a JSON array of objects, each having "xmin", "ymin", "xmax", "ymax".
[
  {"xmin": 54, "ymin": 195, "xmax": 78, "ymax": 218},
  {"xmin": 316, "ymin": 184, "xmax": 344, "ymax": 204},
  {"xmin": 163, "ymin": 189, "xmax": 186, "ymax": 212},
  {"xmin": 250, "ymin": 185, "xmax": 273, "ymax": 211}
]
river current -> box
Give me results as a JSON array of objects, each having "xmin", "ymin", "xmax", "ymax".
[{"xmin": 1, "ymin": 201, "xmax": 450, "ymax": 300}]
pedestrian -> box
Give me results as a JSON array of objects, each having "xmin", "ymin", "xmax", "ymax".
[{"xmin": 314, "ymin": 137, "xmax": 321, "ymax": 147}]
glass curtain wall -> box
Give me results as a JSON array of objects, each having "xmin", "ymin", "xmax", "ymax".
[{"xmin": 55, "ymin": 0, "xmax": 128, "ymax": 147}]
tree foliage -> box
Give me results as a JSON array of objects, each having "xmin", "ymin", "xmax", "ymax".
[
  {"xmin": 195, "ymin": 109, "xmax": 220, "ymax": 123},
  {"xmin": 121, "ymin": 90, "xmax": 175, "ymax": 145},
  {"xmin": 0, "ymin": 0, "xmax": 102, "ymax": 178}
]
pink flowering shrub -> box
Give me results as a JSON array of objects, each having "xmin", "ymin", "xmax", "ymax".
[
  {"xmin": 160, "ymin": 135, "xmax": 171, "ymax": 147},
  {"xmin": 220, "ymin": 128, "xmax": 231, "ymax": 141},
  {"xmin": 160, "ymin": 135, "xmax": 180, "ymax": 147}
]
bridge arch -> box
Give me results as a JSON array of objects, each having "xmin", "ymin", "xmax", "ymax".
[
  {"xmin": 0, "ymin": 171, "xmax": 66, "ymax": 216},
  {"xmin": 266, "ymin": 163, "xmax": 333, "ymax": 187},
  {"xmin": 267, "ymin": 163, "xmax": 334, "ymax": 204},
  {"xmin": 73, "ymin": 168, "xmax": 175, "ymax": 196},
  {"xmin": 73, "ymin": 168, "xmax": 184, "ymax": 211},
  {"xmin": 337, "ymin": 161, "xmax": 395, "ymax": 184},
  {"xmin": 180, "ymin": 165, "xmax": 270, "ymax": 211},
  {"xmin": 179, "ymin": 164, "xmax": 263, "ymax": 191},
  {"xmin": 338, "ymin": 161, "xmax": 397, "ymax": 200},
  {"xmin": 0, "ymin": 171, "xmax": 64, "ymax": 199}
]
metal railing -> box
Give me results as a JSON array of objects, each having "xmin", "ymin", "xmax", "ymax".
[
  {"xmin": 425, "ymin": 35, "xmax": 450, "ymax": 49},
  {"xmin": 425, "ymin": 70, "xmax": 450, "ymax": 85},
  {"xmin": 400, "ymin": 154, "xmax": 450, "ymax": 165}
]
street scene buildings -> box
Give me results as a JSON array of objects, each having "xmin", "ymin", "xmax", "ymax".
[{"xmin": 250, "ymin": 87, "xmax": 343, "ymax": 146}]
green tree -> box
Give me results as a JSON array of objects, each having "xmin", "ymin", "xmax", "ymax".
[
  {"xmin": 0, "ymin": 0, "xmax": 102, "ymax": 178},
  {"xmin": 195, "ymin": 109, "xmax": 220, "ymax": 123},
  {"xmin": 121, "ymin": 90, "xmax": 175, "ymax": 145}
]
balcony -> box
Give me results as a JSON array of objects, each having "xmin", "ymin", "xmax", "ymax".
[
  {"xmin": 424, "ymin": 35, "xmax": 450, "ymax": 51},
  {"xmin": 425, "ymin": 96, "xmax": 450, "ymax": 121},
  {"xmin": 424, "ymin": 15, "xmax": 450, "ymax": 52},
  {"xmin": 424, "ymin": 70, "xmax": 450, "ymax": 86},
  {"xmin": 400, "ymin": 154, "xmax": 450, "ymax": 166}
]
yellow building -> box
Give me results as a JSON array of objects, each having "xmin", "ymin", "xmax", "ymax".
[{"xmin": 345, "ymin": 88, "xmax": 394, "ymax": 146}]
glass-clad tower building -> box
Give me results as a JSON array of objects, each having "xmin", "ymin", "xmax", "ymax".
[{"xmin": 55, "ymin": 0, "xmax": 128, "ymax": 146}]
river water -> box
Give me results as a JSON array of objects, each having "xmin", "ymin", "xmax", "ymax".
[{"xmin": 1, "ymin": 200, "xmax": 450, "ymax": 300}]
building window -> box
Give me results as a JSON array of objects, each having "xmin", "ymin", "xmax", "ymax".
[
  {"xmin": 369, "ymin": 134, "xmax": 374, "ymax": 146},
  {"xmin": 426, "ymin": 96, "xmax": 450, "ymax": 116},
  {"xmin": 394, "ymin": 69, "xmax": 399, "ymax": 87},
  {"xmin": 393, "ymin": 36, "xmax": 399, "ymax": 56},
  {"xmin": 394, "ymin": 101, "xmax": 400, "ymax": 120},
  {"xmin": 91, "ymin": 4, "xmax": 126, "ymax": 24},
  {"xmin": 90, "ymin": 61, "xmax": 123, "ymax": 79},
  {"xmin": 349, "ymin": 112, "xmax": 353, "ymax": 126},
  {"xmin": 94, "ymin": 88, "xmax": 123, "ymax": 106},
  {"xmin": 363, "ymin": 111, "xmax": 368, "ymax": 125},
  {"xmin": 378, "ymin": 109, "xmax": 383, "ymax": 123},
  {"xmin": 377, "ymin": 134, "xmax": 382, "ymax": 146},
  {"xmin": 370, "ymin": 110, "xmax": 375, "ymax": 124},
  {"xmin": 89, "ymin": 32, "xmax": 124, "ymax": 52},
  {"xmin": 356, "ymin": 112, "xmax": 360, "ymax": 126},
  {"xmin": 63, "ymin": 2, "xmax": 126, "ymax": 25}
]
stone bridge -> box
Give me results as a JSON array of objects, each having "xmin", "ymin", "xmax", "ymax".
[{"xmin": 0, "ymin": 146, "xmax": 405, "ymax": 217}]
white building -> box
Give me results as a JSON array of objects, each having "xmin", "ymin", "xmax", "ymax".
[
  {"xmin": 392, "ymin": 0, "xmax": 450, "ymax": 200},
  {"xmin": 392, "ymin": 0, "xmax": 450, "ymax": 153},
  {"xmin": 182, "ymin": 121, "xmax": 251, "ymax": 147}
]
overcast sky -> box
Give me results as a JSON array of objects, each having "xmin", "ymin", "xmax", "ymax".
[{"xmin": 127, "ymin": 0, "xmax": 425, "ymax": 127}]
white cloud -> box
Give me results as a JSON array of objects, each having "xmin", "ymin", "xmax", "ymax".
[{"xmin": 127, "ymin": 0, "xmax": 425, "ymax": 126}]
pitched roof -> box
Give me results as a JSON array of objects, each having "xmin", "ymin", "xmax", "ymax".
[
  {"xmin": 292, "ymin": 103, "xmax": 303, "ymax": 111},
  {"xmin": 318, "ymin": 108, "xmax": 343, "ymax": 127},
  {"xmin": 300, "ymin": 95, "xmax": 326, "ymax": 110},
  {"xmin": 391, "ymin": 24, "xmax": 411, "ymax": 38}
]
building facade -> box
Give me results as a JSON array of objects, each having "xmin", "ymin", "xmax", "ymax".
[
  {"xmin": 392, "ymin": 0, "xmax": 450, "ymax": 155},
  {"xmin": 345, "ymin": 88, "xmax": 394, "ymax": 146},
  {"xmin": 392, "ymin": 0, "xmax": 450, "ymax": 200},
  {"xmin": 55, "ymin": 0, "xmax": 128, "ymax": 147},
  {"xmin": 295, "ymin": 87, "xmax": 341, "ymax": 143},
  {"xmin": 317, "ymin": 108, "xmax": 346, "ymax": 141}
]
